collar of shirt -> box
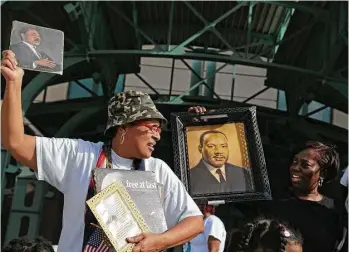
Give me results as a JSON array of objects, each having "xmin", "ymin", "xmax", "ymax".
[
  {"xmin": 110, "ymin": 148, "xmax": 134, "ymax": 170},
  {"xmin": 22, "ymin": 41, "xmax": 41, "ymax": 59},
  {"xmin": 202, "ymin": 159, "xmax": 226, "ymax": 182}
]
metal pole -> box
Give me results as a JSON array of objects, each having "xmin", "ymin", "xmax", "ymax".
[
  {"xmin": 134, "ymin": 73, "xmax": 160, "ymax": 95},
  {"xmin": 167, "ymin": 0, "xmax": 175, "ymax": 51},
  {"xmin": 246, "ymin": 2, "xmax": 254, "ymax": 57},
  {"xmin": 170, "ymin": 2, "xmax": 246, "ymax": 53},
  {"xmin": 231, "ymin": 65, "xmax": 236, "ymax": 101},
  {"xmin": 183, "ymin": 1, "xmax": 244, "ymax": 57},
  {"xmin": 43, "ymin": 87, "xmax": 47, "ymax": 102},
  {"xmin": 169, "ymin": 59, "xmax": 175, "ymax": 97},
  {"xmin": 181, "ymin": 59, "xmax": 222, "ymax": 100},
  {"xmin": 82, "ymin": 50, "xmax": 347, "ymax": 86},
  {"xmin": 250, "ymin": 18, "xmax": 318, "ymax": 60},
  {"xmin": 107, "ymin": 2, "xmax": 159, "ymax": 48},
  {"xmin": 132, "ymin": 1, "xmax": 140, "ymax": 49},
  {"xmin": 74, "ymin": 80, "xmax": 98, "ymax": 97},
  {"xmin": 242, "ymin": 87, "xmax": 270, "ymax": 103},
  {"xmin": 170, "ymin": 63, "xmax": 227, "ymax": 102},
  {"xmin": 304, "ymin": 105, "xmax": 329, "ymax": 117}
]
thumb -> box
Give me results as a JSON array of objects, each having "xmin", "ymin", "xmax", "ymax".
[{"xmin": 127, "ymin": 233, "xmax": 145, "ymax": 243}]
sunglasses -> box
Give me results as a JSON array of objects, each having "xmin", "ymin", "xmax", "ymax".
[{"xmin": 134, "ymin": 122, "xmax": 162, "ymax": 134}]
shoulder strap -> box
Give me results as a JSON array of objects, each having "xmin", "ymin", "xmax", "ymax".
[
  {"xmin": 96, "ymin": 142, "xmax": 112, "ymax": 169},
  {"xmin": 96, "ymin": 149, "xmax": 106, "ymax": 168},
  {"xmin": 97, "ymin": 142, "xmax": 145, "ymax": 170}
]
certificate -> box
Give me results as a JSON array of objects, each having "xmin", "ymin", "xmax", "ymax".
[
  {"xmin": 86, "ymin": 182, "xmax": 150, "ymax": 252},
  {"xmin": 93, "ymin": 168, "xmax": 168, "ymax": 234}
]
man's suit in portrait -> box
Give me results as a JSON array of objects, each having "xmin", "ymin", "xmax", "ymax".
[
  {"xmin": 10, "ymin": 42, "xmax": 61, "ymax": 72},
  {"xmin": 189, "ymin": 159, "xmax": 252, "ymax": 195}
]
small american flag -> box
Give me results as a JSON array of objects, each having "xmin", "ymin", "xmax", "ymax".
[{"xmin": 83, "ymin": 228, "xmax": 111, "ymax": 252}]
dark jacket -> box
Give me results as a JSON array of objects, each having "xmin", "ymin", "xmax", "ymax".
[
  {"xmin": 189, "ymin": 159, "xmax": 252, "ymax": 195},
  {"xmin": 260, "ymin": 196, "xmax": 344, "ymax": 252}
]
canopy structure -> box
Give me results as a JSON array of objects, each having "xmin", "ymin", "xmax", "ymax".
[{"xmin": 1, "ymin": 1, "xmax": 347, "ymax": 246}]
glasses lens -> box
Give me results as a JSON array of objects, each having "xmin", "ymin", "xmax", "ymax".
[{"xmin": 152, "ymin": 126, "xmax": 161, "ymax": 134}]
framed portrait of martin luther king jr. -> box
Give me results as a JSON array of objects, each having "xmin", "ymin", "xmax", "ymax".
[
  {"xmin": 9, "ymin": 20, "xmax": 64, "ymax": 75},
  {"xmin": 171, "ymin": 106, "xmax": 271, "ymax": 203}
]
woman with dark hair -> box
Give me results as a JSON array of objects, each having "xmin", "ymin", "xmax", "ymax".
[
  {"xmin": 232, "ymin": 218, "xmax": 303, "ymax": 252},
  {"xmin": 288, "ymin": 141, "xmax": 340, "ymax": 207},
  {"xmin": 264, "ymin": 141, "xmax": 345, "ymax": 252}
]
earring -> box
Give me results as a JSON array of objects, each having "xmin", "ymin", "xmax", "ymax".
[
  {"xmin": 319, "ymin": 177, "xmax": 324, "ymax": 187},
  {"xmin": 120, "ymin": 132, "xmax": 126, "ymax": 145}
]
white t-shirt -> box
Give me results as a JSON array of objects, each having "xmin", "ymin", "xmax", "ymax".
[
  {"xmin": 35, "ymin": 137, "xmax": 202, "ymax": 252},
  {"xmin": 183, "ymin": 215, "xmax": 226, "ymax": 252}
]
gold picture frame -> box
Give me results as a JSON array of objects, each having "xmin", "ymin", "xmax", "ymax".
[{"xmin": 86, "ymin": 182, "xmax": 151, "ymax": 252}]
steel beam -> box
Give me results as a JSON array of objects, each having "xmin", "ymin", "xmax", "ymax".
[
  {"xmin": 22, "ymin": 56, "xmax": 86, "ymax": 113},
  {"xmin": 167, "ymin": 0, "xmax": 175, "ymax": 51},
  {"xmin": 169, "ymin": 59, "xmax": 175, "ymax": 97},
  {"xmin": 188, "ymin": 60, "xmax": 203, "ymax": 97},
  {"xmin": 134, "ymin": 73, "xmax": 160, "ymax": 95},
  {"xmin": 55, "ymin": 106, "xmax": 103, "ymax": 137},
  {"xmin": 170, "ymin": 63, "xmax": 227, "ymax": 103},
  {"xmin": 246, "ymin": 2, "xmax": 255, "ymax": 56},
  {"xmin": 242, "ymin": 87, "xmax": 270, "ymax": 103},
  {"xmin": 231, "ymin": 65, "xmax": 236, "ymax": 101},
  {"xmin": 141, "ymin": 24, "xmax": 275, "ymax": 45},
  {"xmin": 26, "ymin": 97, "xmax": 106, "ymax": 116},
  {"xmin": 73, "ymin": 80, "xmax": 98, "ymax": 97},
  {"xmin": 78, "ymin": 50, "xmax": 346, "ymax": 84},
  {"xmin": 79, "ymin": 1, "xmax": 98, "ymax": 50},
  {"xmin": 181, "ymin": 59, "xmax": 221, "ymax": 100},
  {"xmin": 170, "ymin": 2, "xmax": 247, "ymax": 53},
  {"xmin": 322, "ymin": 2, "xmax": 346, "ymax": 76},
  {"xmin": 261, "ymin": 1, "xmax": 327, "ymax": 17},
  {"xmin": 251, "ymin": 16, "xmax": 320, "ymax": 60},
  {"xmin": 132, "ymin": 1, "xmax": 140, "ymax": 49},
  {"xmin": 106, "ymin": 2, "xmax": 159, "ymax": 49},
  {"xmin": 322, "ymin": 80, "xmax": 348, "ymax": 99},
  {"xmin": 274, "ymin": 6, "xmax": 295, "ymax": 55},
  {"xmin": 115, "ymin": 74, "xmax": 126, "ymax": 93},
  {"xmin": 183, "ymin": 1, "xmax": 243, "ymax": 56},
  {"xmin": 304, "ymin": 104, "xmax": 329, "ymax": 117},
  {"xmin": 204, "ymin": 61, "xmax": 217, "ymax": 98},
  {"xmin": 1, "ymin": 148, "xmax": 10, "ymax": 207}
]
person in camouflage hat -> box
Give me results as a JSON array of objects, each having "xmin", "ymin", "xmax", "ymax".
[
  {"xmin": 104, "ymin": 90, "xmax": 167, "ymax": 137},
  {"xmin": 103, "ymin": 90, "xmax": 171, "ymax": 160},
  {"xmin": 1, "ymin": 50, "xmax": 204, "ymax": 252}
]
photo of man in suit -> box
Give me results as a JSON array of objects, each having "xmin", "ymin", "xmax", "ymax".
[
  {"xmin": 189, "ymin": 130, "xmax": 251, "ymax": 195},
  {"xmin": 10, "ymin": 26, "xmax": 60, "ymax": 72}
]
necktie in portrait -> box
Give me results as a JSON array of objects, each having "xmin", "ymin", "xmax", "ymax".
[{"xmin": 216, "ymin": 169, "xmax": 226, "ymax": 183}]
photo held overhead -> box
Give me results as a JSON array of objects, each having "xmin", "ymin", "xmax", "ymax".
[{"xmin": 9, "ymin": 20, "xmax": 64, "ymax": 75}]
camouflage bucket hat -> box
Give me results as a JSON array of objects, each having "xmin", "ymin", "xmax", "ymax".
[{"xmin": 104, "ymin": 90, "xmax": 167, "ymax": 137}]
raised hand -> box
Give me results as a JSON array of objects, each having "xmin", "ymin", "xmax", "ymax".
[
  {"xmin": 1, "ymin": 50, "xmax": 24, "ymax": 83},
  {"xmin": 188, "ymin": 106, "xmax": 207, "ymax": 114}
]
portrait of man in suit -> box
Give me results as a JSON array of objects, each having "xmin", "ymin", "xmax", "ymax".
[
  {"xmin": 189, "ymin": 130, "xmax": 252, "ymax": 195},
  {"xmin": 10, "ymin": 25, "xmax": 61, "ymax": 73}
]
